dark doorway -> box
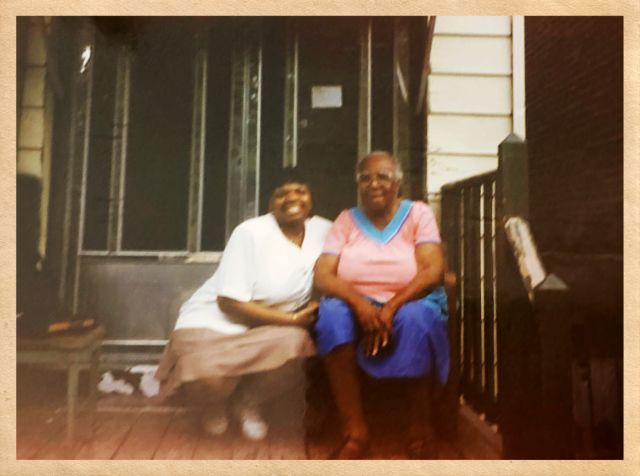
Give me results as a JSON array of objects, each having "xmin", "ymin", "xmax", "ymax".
[
  {"xmin": 296, "ymin": 18, "xmax": 360, "ymax": 220},
  {"xmin": 260, "ymin": 18, "xmax": 361, "ymax": 222}
]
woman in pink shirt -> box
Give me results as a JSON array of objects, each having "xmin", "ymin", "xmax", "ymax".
[{"xmin": 314, "ymin": 151, "xmax": 449, "ymax": 459}]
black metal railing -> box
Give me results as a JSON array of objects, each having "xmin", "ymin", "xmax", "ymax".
[
  {"xmin": 440, "ymin": 134, "xmax": 574, "ymax": 458},
  {"xmin": 442, "ymin": 170, "xmax": 499, "ymax": 420}
]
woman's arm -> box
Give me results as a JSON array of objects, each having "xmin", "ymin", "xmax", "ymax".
[
  {"xmin": 383, "ymin": 242, "xmax": 444, "ymax": 316},
  {"xmin": 314, "ymin": 254, "xmax": 383, "ymax": 333},
  {"xmin": 368, "ymin": 243, "xmax": 444, "ymax": 355},
  {"xmin": 217, "ymin": 296, "xmax": 318, "ymax": 327}
]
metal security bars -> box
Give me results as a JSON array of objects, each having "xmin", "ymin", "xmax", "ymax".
[
  {"xmin": 82, "ymin": 22, "xmax": 200, "ymax": 255},
  {"xmin": 77, "ymin": 19, "xmax": 265, "ymax": 256},
  {"xmin": 282, "ymin": 20, "xmax": 299, "ymax": 168},
  {"xmin": 357, "ymin": 18, "xmax": 372, "ymax": 160},
  {"xmin": 187, "ymin": 41, "xmax": 209, "ymax": 252},
  {"xmin": 392, "ymin": 18, "xmax": 411, "ymax": 197},
  {"xmin": 225, "ymin": 21, "xmax": 262, "ymax": 241},
  {"xmin": 108, "ymin": 46, "xmax": 130, "ymax": 253}
]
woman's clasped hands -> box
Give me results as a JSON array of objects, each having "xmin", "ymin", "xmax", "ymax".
[{"xmin": 352, "ymin": 298, "xmax": 396, "ymax": 357}]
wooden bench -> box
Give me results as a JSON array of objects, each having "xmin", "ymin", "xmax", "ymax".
[{"xmin": 17, "ymin": 325, "xmax": 106, "ymax": 447}]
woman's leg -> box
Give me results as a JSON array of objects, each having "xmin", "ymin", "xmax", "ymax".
[
  {"xmin": 235, "ymin": 359, "xmax": 307, "ymax": 440},
  {"xmin": 184, "ymin": 377, "xmax": 240, "ymax": 435},
  {"xmin": 405, "ymin": 375, "xmax": 436, "ymax": 456},
  {"xmin": 390, "ymin": 300, "xmax": 443, "ymax": 457},
  {"xmin": 236, "ymin": 354, "xmax": 306, "ymax": 408},
  {"xmin": 315, "ymin": 298, "xmax": 369, "ymax": 448},
  {"xmin": 184, "ymin": 376, "xmax": 240, "ymax": 407},
  {"xmin": 324, "ymin": 343, "xmax": 369, "ymax": 443}
]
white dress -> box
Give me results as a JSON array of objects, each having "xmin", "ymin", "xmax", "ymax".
[
  {"xmin": 174, "ymin": 213, "xmax": 333, "ymax": 334},
  {"xmin": 156, "ymin": 213, "xmax": 332, "ymax": 398}
]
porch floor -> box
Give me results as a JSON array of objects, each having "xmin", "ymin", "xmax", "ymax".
[
  {"xmin": 18, "ymin": 399, "xmax": 501, "ymax": 459},
  {"xmin": 17, "ymin": 368, "xmax": 502, "ymax": 460}
]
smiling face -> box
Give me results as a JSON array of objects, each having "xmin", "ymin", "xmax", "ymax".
[
  {"xmin": 269, "ymin": 182, "xmax": 312, "ymax": 227},
  {"xmin": 357, "ymin": 154, "xmax": 401, "ymax": 214}
]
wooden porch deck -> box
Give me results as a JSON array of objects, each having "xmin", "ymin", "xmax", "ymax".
[
  {"xmin": 17, "ymin": 368, "xmax": 502, "ymax": 460},
  {"xmin": 17, "ymin": 399, "xmax": 501, "ymax": 460}
]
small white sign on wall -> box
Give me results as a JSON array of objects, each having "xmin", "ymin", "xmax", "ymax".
[{"xmin": 311, "ymin": 85, "xmax": 342, "ymax": 109}]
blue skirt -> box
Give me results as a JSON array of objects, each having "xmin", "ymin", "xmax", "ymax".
[{"xmin": 314, "ymin": 288, "xmax": 450, "ymax": 384}]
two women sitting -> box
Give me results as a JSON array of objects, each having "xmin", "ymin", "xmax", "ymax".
[{"xmin": 155, "ymin": 151, "xmax": 449, "ymax": 459}]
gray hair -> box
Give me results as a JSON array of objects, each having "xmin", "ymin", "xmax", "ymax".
[{"xmin": 355, "ymin": 150, "xmax": 403, "ymax": 181}]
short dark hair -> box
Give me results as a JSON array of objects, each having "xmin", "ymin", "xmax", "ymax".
[
  {"xmin": 260, "ymin": 168, "xmax": 313, "ymax": 215},
  {"xmin": 268, "ymin": 167, "xmax": 314, "ymax": 215},
  {"xmin": 274, "ymin": 167, "xmax": 312, "ymax": 188}
]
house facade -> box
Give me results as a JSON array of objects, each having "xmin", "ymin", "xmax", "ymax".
[
  {"xmin": 16, "ymin": 15, "xmax": 623, "ymax": 457},
  {"xmin": 17, "ymin": 16, "xmax": 527, "ymax": 342}
]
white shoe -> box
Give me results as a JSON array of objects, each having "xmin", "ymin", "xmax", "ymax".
[
  {"xmin": 202, "ymin": 413, "xmax": 229, "ymax": 437},
  {"xmin": 236, "ymin": 405, "xmax": 269, "ymax": 441}
]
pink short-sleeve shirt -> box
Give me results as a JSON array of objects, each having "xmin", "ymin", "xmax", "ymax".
[{"xmin": 322, "ymin": 200, "xmax": 441, "ymax": 303}]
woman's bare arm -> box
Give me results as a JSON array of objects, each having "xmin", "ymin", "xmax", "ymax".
[
  {"xmin": 217, "ymin": 296, "xmax": 318, "ymax": 327},
  {"xmin": 368, "ymin": 243, "xmax": 444, "ymax": 355},
  {"xmin": 314, "ymin": 254, "xmax": 383, "ymax": 333},
  {"xmin": 383, "ymin": 242, "xmax": 444, "ymax": 315}
]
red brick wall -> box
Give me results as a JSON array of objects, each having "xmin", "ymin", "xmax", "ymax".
[
  {"xmin": 525, "ymin": 16, "xmax": 622, "ymax": 256},
  {"xmin": 524, "ymin": 16, "xmax": 623, "ymax": 357}
]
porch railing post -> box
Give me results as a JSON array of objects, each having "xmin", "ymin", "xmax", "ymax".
[
  {"xmin": 494, "ymin": 134, "xmax": 528, "ymax": 457},
  {"xmin": 496, "ymin": 133, "xmax": 574, "ymax": 458},
  {"xmin": 534, "ymin": 273, "xmax": 573, "ymax": 458},
  {"xmin": 498, "ymin": 133, "xmax": 529, "ymax": 221}
]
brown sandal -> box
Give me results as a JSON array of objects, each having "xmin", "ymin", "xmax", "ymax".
[{"xmin": 329, "ymin": 436, "xmax": 370, "ymax": 460}]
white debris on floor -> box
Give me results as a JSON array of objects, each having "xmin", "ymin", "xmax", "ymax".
[
  {"xmin": 129, "ymin": 365, "xmax": 160, "ymax": 398},
  {"xmin": 97, "ymin": 365, "xmax": 160, "ymax": 398},
  {"xmin": 98, "ymin": 371, "xmax": 135, "ymax": 395}
]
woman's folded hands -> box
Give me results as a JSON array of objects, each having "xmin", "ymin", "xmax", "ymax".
[
  {"xmin": 352, "ymin": 299, "xmax": 382, "ymax": 334},
  {"xmin": 353, "ymin": 299, "xmax": 396, "ymax": 357}
]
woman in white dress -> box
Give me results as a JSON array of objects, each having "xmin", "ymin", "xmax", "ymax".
[{"xmin": 155, "ymin": 176, "xmax": 332, "ymax": 440}]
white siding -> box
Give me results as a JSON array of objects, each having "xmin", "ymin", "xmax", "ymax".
[
  {"xmin": 427, "ymin": 16, "xmax": 517, "ymax": 197},
  {"xmin": 18, "ymin": 108, "xmax": 45, "ymax": 149},
  {"xmin": 428, "ymin": 155, "xmax": 498, "ymax": 192},
  {"xmin": 25, "ymin": 19, "xmax": 47, "ymax": 65},
  {"xmin": 430, "ymin": 36, "xmax": 512, "ymax": 76},
  {"xmin": 434, "ymin": 16, "xmax": 511, "ymax": 36},
  {"xmin": 428, "ymin": 115, "xmax": 512, "ymax": 156},
  {"xmin": 429, "ymin": 75, "xmax": 512, "ymax": 115},
  {"xmin": 17, "ymin": 149, "xmax": 43, "ymax": 177},
  {"xmin": 17, "ymin": 18, "xmax": 54, "ymax": 257},
  {"xmin": 22, "ymin": 67, "xmax": 46, "ymax": 107}
]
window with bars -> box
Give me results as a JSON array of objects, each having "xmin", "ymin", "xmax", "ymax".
[{"xmin": 82, "ymin": 18, "xmax": 260, "ymax": 255}]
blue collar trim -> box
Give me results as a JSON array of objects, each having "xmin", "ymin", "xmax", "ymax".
[{"xmin": 349, "ymin": 200, "xmax": 413, "ymax": 245}]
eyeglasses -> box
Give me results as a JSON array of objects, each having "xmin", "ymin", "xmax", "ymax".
[{"xmin": 356, "ymin": 171, "xmax": 397, "ymax": 185}]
